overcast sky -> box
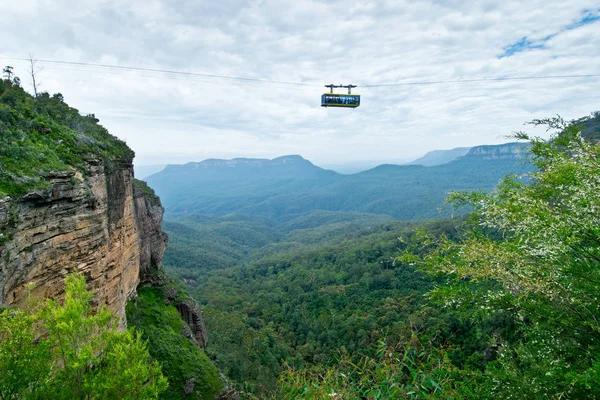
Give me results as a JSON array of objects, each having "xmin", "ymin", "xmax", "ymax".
[{"xmin": 1, "ymin": 1, "xmax": 599, "ymax": 168}]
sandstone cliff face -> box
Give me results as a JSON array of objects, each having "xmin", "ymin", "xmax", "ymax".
[
  {"xmin": 0, "ymin": 160, "xmax": 166, "ymax": 328},
  {"xmin": 133, "ymin": 181, "xmax": 168, "ymax": 283},
  {"xmin": 463, "ymin": 142, "xmax": 530, "ymax": 160},
  {"xmin": 0, "ymin": 159, "xmax": 209, "ymax": 347}
]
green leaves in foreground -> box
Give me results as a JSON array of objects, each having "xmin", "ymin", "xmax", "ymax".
[
  {"xmin": 279, "ymin": 339, "xmax": 462, "ymax": 399},
  {"xmin": 399, "ymin": 118, "xmax": 600, "ymax": 398},
  {"xmin": 0, "ymin": 274, "xmax": 167, "ymax": 400}
]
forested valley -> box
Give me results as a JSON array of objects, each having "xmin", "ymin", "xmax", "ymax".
[
  {"xmin": 1, "ymin": 67, "xmax": 598, "ymax": 399},
  {"xmin": 157, "ymin": 114, "xmax": 600, "ymax": 398}
]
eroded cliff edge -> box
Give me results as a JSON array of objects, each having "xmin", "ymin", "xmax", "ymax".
[
  {"xmin": 0, "ymin": 80, "xmax": 206, "ymax": 343},
  {"xmin": 0, "ymin": 159, "xmax": 155, "ymax": 327},
  {"xmin": 0, "ymin": 162, "xmax": 209, "ymax": 347}
]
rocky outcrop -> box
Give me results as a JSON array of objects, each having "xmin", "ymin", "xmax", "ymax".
[
  {"xmin": 133, "ymin": 180, "xmax": 168, "ymax": 282},
  {"xmin": 463, "ymin": 142, "xmax": 530, "ymax": 160},
  {"xmin": 0, "ymin": 160, "xmax": 166, "ymax": 328},
  {"xmin": 176, "ymin": 299, "xmax": 208, "ymax": 348},
  {"xmin": 162, "ymin": 284, "xmax": 208, "ymax": 349}
]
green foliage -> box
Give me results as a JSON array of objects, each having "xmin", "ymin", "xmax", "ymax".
[
  {"xmin": 163, "ymin": 211, "xmax": 391, "ymax": 272},
  {"xmin": 134, "ymin": 179, "xmax": 163, "ymax": 207},
  {"xmin": 0, "ymin": 297, "xmax": 51, "ymax": 398},
  {"xmin": 403, "ymin": 118, "xmax": 600, "ymax": 398},
  {"xmin": 279, "ymin": 340, "xmax": 460, "ymax": 399},
  {"xmin": 0, "ymin": 274, "xmax": 167, "ymax": 400},
  {"xmin": 126, "ymin": 287, "xmax": 223, "ymax": 400},
  {"xmin": 167, "ymin": 218, "xmax": 473, "ymax": 396},
  {"xmin": 164, "ymin": 113, "xmax": 600, "ymax": 398},
  {"xmin": 0, "ymin": 77, "xmax": 134, "ymax": 197}
]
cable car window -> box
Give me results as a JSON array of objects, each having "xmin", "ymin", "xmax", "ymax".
[{"xmin": 321, "ymin": 94, "xmax": 360, "ymax": 108}]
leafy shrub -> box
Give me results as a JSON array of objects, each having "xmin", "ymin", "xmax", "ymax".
[{"xmin": 0, "ymin": 274, "xmax": 167, "ymax": 399}]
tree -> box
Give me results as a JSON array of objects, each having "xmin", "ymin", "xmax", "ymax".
[
  {"xmin": 2, "ymin": 66, "xmax": 13, "ymax": 80},
  {"xmin": 0, "ymin": 273, "xmax": 168, "ymax": 399},
  {"xmin": 402, "ymin": 117, "xmax": 600, "ymax": 398},
  {"xmin": 2, "ymin": 66, "xmax": 20, "ymax": 87},
  {"xmin": 0, "ymin": 285, "xmax": 51, "ymax": 399}
]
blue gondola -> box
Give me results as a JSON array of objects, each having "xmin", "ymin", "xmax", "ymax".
[{"xmin": 321, "ymin": 84, "xmax": 360, "ymax": 108}]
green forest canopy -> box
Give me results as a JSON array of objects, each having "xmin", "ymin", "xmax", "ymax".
[{"xmin": 163, "ymin": 115, "xmax": 600, "ymax": 398}]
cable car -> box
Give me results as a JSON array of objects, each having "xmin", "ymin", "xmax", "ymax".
[{"xmin": 321, "ymin": 84, "xmax": 360, "ymax": 108}]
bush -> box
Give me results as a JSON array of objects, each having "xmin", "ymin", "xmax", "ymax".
[{"xmin": 0, "ymin": 274, "xmax": 167, "ymax": 399}]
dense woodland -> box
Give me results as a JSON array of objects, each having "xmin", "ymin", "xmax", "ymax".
[{"xmin": 162, "ymin": 114, "xmax": 600, "ymax": 398}]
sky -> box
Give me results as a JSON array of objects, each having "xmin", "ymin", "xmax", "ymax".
[{"xmin": 1, "ymin": 0, "xmax": 599, "ymax": 169}]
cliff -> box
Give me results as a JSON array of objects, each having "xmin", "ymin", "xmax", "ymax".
[
  {"xmin": 0, "ymin": 158, "xmax": 161, "ymax": 327},
  {"xmin": 0, "ymin": 77, "xmax": 224, "ymax": 398},
  {"xmin": 409, "ymin": 146, "xmax": 472, "ymax": 166},
  {"xmin": 461, "ymin": 142, "xmax": 530, "ymax": 160},
  {"xmin": 0, "ymin": 79, "xmax": 206, "ymax": 341}
]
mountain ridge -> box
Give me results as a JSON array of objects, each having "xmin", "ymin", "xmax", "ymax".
[
  {"xmin": 146, "ymin": 142, "xmax": 532, "ymax": 221},
  {"xmin": 155, "ymin": 141, "xmax": 528, "ymax": 179},
  {"xmin": 409, "ymin": 146, "xmax": 472, "ymax": 166}
]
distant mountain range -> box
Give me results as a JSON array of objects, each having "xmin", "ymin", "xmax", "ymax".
[
  {"xmin": 146, "ymin": 142, "xmax": 531, "ymax": 221},
  {"xmin": 409, "ymin": 146, "xmax": 472, "ymax": 166}
]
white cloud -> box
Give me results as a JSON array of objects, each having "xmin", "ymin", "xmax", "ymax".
[{"xmin": 1, "ymin": 0, "xmax": 599, "ymax": 167}]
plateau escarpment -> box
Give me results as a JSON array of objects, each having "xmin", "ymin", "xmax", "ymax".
[
  {"xmin": 0, "ymin": 79, "xmax": 205, "ymax": 341},
  {"xmin": 0, "ymin": 77, "xmax": 221, "ymax": 397},
  {"xmin": 0, "ymin": 157, "xmax": 164, "ymax": 327}
]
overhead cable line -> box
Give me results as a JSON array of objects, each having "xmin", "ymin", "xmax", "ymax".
[
  {"xmin": 361, "ymin": 74, "xmax": 600, "ymax": 87},
  {"xmin": 0, "ymin": 56, "xmax": 322, "ymax": 87},
  {"xmin": 1, "ymin": 56, "xmax": 599, "ymax": 88}
]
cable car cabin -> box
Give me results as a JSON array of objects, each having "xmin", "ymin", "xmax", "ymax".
[{"xmin": 321, "ymin": 93, "xmax": 360, "ymax": 108}]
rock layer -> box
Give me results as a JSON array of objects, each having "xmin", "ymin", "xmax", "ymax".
[
  {"xmin": 133, "ymin": 182, "xmax": 168, "ymax": 283},
  {"xmin": 0, "ymin": 161, "xmax": 166, "ymax": 327}
]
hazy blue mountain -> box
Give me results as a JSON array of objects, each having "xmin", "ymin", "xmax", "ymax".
[
  {"xmin": 321, "ymin": 159, "xmax": 411, "ymax": 174},
  {"xmin": 409, "ymin": 146, "xmax": 472, "ymax": 166},
  {"xmin": 146, "ymin": 143, "xmax": 531, "ymax": 222}
]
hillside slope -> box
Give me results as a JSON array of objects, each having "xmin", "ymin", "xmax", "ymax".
[{"xmin": 409, "ymin": 146, "xmax": 472, "ymax": 166}]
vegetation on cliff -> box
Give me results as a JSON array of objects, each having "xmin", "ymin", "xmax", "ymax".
[
  {"xmin": 0, "ymin": 76, "xmax": 224, "ymax": 400},
  {"xmin": 134, "ymin": 179, "xmax": 163, "ymax": 208},
  {"xmin": 0, "ymin": 76, "xmax": 134, "ymax": 197},
  {"xmin": 0, "ymin": 273, "xmax": 167, "ymax": 399},
  {"xmin": 126, "ymin": 285, "xmax": 223, "ymax": 400}
]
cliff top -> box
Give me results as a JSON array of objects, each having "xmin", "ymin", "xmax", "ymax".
[
  {"xmin": 133, "ymin": 178, "xmax": 162, "ymax": 207},
  {"xmin": 181, "ymin": 154, "xmax": 313, "ymax": 168},
  {"xmin": 0, "ymin": 78, "xmax": 134, "ymax": 197}
]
